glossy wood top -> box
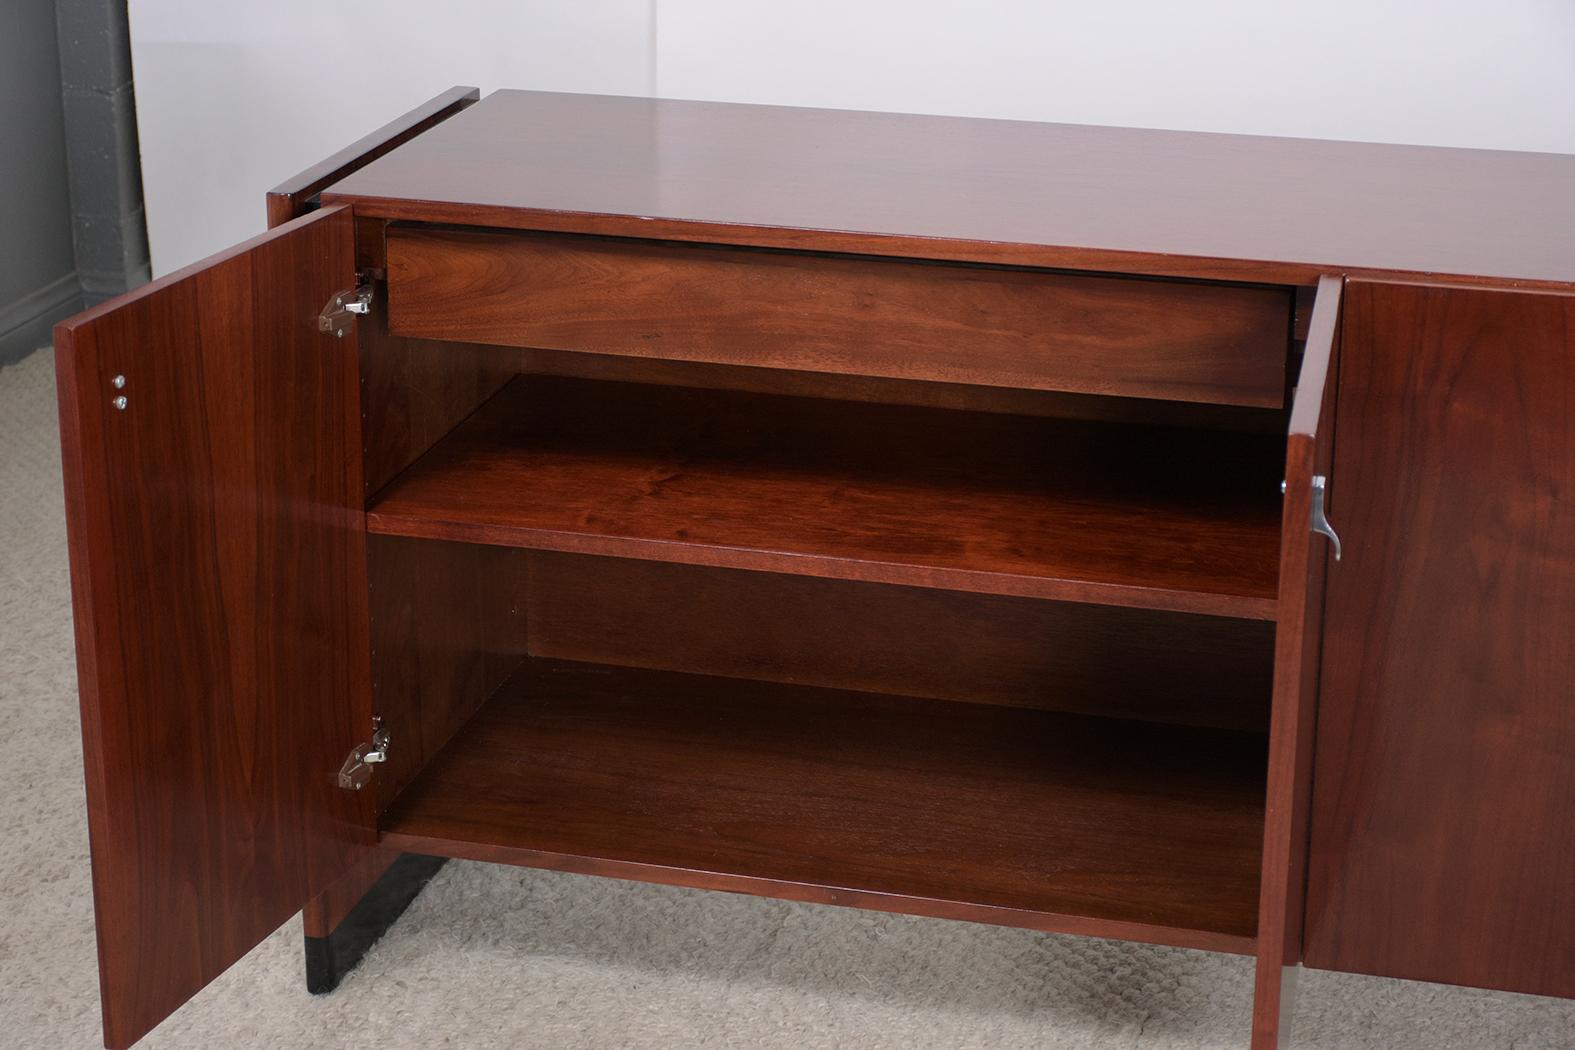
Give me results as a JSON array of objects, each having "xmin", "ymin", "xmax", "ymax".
[
  {"xmin": 266, "ymin": 86, "xmax": 478, "ymax": 229},
  {"xmin": 324, "ymin": 90, "xmax": 1575, "ymax": 288}
]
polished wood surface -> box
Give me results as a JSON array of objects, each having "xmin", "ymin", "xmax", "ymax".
[
  {"xmin": 68, "ymin": 82, "xmax": 1575, "ymax": 1050},
  {"xmin": 303, "ymin": 216, "xmax": 514, "ymax": 947},
  {"xmin": 1303, "ymin": 281, "xmax": 1575, "ymax": 1000},
  {"xmin": 355, "ymin": 215, "xmax": 390, "ymax": 272},
  {"xmin": 356, "ymin": 283, "xmax": 516, "ymax": 495},
  {"xmin": 528, "ymin": 552, "xmax": 1275, "ymax": 731},
  {"xmin": 367, "ymin": 535, "xmax": 529, "ymax": 811},
  {"xmin": 509, "ymin": 345, "xmax": 1285, "ymax": 434},
  {"xmin": 1250, "ymin": 276, "xmax": 1341, "ymax": 1050},
  {"xmin": 302, "ymin": 849, "xmax": 401, "ymax": 940},
  {"xmin": 53, "ymin": 206, "xmax": 373, "ymax": 1049},
  {"xmin": 325, "ymin": 90, "xmax": 1575, "ymax": 288},
  {"xmin": 368, "ymin": 376, "xmax": 1285, "ymax": 618},
  {"xmin": 266, "ymin": 87, "xmax": 479, "ymax": 228},
  {"xmin": 382, "ymin": 659, "xmax": 1267, "ymax": 954},
  {"xmin": 387, "ymin": 227, "xmax": 1292, "ymax": 407}
]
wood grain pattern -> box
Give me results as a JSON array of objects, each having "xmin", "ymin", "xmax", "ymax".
[
  {"xmin": 303, "ymin": 214, "xmax": 511, "ymax": 944},
  {"xmin": 526, "ymin": 553, "xmax": 1276, "ymax": 732},
  {"xmin": 325, "ymin": 90, "xmax": 1575, "ymax": 289},
  {"xmin": 265, "ymin": 86, "xmax": 479, "ymax": 228},
  {"xmin": 357, "ymin": 285, "xmax": 516, "ymax": 496},
  {"xmin": 301, "ymin": 848, "xmax": 401, "ymax": 940},
  {"xmin": 381, "ymin": 659, "xmax": 1268, "ymax": 954},
  {"xmin": 387, "ymin": 227, "xmax": 1292, "ymax": 408},
  {"xmin": 53, "ymin": 206, "xmax": 372, "ymax": 1049},
  {"xmin": 510, "ymin": 345, "xmax": 1286, "ymax": 433},
  {"xmin": 366, "ymin": 535, "xmax": 529, "ymax": 811},
  {"xmin": 367, "ymin": 376, "xmax": 1286, "ymax": 619},
  {"xmin": 67, "ymin": 78, "xmax": 1575, "ymax": 1050},
  {"xmin": 1251, "ymin": 275, "xmax": 1341, "ymax": 1050},
  {"xmin": 355, "ymin": 216, "xmax": 389, "ymax": 273},
  {"xmin": 1302, "ymin": 280, "xmax": 1575, "ymax": 1000}
]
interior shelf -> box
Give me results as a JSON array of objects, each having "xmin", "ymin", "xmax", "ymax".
[
  {"xmin": 366, "ymin": 376, "xmax": 1285, "ymax": 619},
  {"xmin": 379, "ymin": 658, "xmax": 1268, "ymax": 954}
]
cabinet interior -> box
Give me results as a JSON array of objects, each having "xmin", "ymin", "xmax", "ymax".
[{"xmin": 355, "ymin": 260, "xmax": 1310, "ymax": 955}]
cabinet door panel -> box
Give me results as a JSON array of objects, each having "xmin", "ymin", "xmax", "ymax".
[
  {"xmin": 1250, "ymin": 275, "xmax": 1341, "ymax": 1050},
  {"xmin": 1304, "ymin": 279, "xmax": 1575, "ymax": 998},
  {"xmin": 55, "ymin": 205, "xmax": 374, "ymax": 1048}
]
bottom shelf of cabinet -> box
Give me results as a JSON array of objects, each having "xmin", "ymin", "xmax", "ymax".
[{"xmin": 379, "ymin": 658, "xmax": 1267, "ymax": 954}]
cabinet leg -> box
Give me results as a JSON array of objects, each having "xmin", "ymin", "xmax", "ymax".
[
  {"xmin": 303, "ymin": 852, "xmax": 448, "ymax": 993},
  {"xmin": 1250, "ymin": 960, "xmax": 1298, "ymax": 1050}
]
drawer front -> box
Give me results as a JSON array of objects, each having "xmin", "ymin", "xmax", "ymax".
[{"xmin": 387, "ymin": 226, "xmax": 1291, "ymax": 407}]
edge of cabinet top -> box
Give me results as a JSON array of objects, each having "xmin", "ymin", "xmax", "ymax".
[{"xmin": 322, "ymin": 89, "xmax": 1575, "ymax": 289}]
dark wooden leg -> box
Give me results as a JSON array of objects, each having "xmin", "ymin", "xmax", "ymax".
[{"xmin": 303, "ymin": 851, "xmax": 448, "ymax": 993}]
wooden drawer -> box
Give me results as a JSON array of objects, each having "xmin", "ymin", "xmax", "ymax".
[{"xmin": 386, "ymin": 226, "xmax": 1292, "ymax": 407}]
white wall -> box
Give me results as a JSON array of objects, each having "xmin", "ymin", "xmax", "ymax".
[
  {"xmin": 128, "ymin": 1, "xmax": 653, "ymax": 274},
  {"xmin": 131, "ymin": 0, "xmax": 1575, "ymax": 275}
]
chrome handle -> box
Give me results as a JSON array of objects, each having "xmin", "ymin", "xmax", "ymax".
[{"xmin": 1310, "ymin": 475, "xmax": 1341, "ymax": 561}]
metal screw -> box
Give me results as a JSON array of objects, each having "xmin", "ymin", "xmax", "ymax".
[
  {"xmin": 112, "ymin": 374, "xmax": 126, "ymax": 389},
  {"xmin": 112, "ymin": 396, "xmax": 128, "ymax": 411}
]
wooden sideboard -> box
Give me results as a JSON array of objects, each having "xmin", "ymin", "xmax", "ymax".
[{"xmin": 54, "ymin": 88, "xmax": 1575, "ymax": 1050}]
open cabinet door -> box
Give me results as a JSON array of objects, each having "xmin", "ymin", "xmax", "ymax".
[
  {"xmin": 54, "ymin": 205, "xmax": 375, "ymax": 1049},
  {"xmin": 1250, "ymin": 275, "xmax": 1342, "ymax": 1050},
  {"xmin": 1303, "ymin": 281, "xmax": 1575, "ymax": 1000}
]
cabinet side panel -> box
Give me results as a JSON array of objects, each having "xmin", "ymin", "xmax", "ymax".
[
  {"xmin": 1304, "ymin": 280, "xmax": 1575, "ymax": 998},
  {"xmin": 368, "ymin": 535, "xmax": 530, "ymax": 812},
  {"xmin": 358, "ymin": 278, "xmax": 516, "ymax": 496}
]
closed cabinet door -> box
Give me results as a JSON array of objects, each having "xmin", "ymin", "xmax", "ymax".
[
  {"xmin": 55, "ymin": 204, "xmax": 376, "ymax": 1048},
  {"xmin": 1303, "ymin": 279, "xmax": 1575, "ymax": 999}
]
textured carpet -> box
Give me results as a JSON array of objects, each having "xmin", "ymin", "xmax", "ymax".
[{"xmin": 1, "ymin": 346, "xmax": 1571, "ymax": 1049}]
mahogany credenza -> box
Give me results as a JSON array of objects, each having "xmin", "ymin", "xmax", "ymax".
[{"xmin": 54, "ymin": 88, "xmax": 1575, "ymax": 1049}]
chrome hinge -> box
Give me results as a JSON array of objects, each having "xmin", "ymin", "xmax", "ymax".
[
  {"xmin": 318, "ymin": 280, "xmax": 374, "ymax": 338},
  {"xmin": 338, "ymin": 717, "xmax": 390, "ymax": 791}
]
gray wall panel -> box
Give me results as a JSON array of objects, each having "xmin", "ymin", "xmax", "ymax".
[{"xmin": 0, "ymin": 0, "xmax": 80, "ymax": 363}]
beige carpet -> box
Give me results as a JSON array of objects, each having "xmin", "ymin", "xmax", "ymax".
[{"xmin": 1, "ymin": 346, "xmax": 1570, "ymax": 1049}]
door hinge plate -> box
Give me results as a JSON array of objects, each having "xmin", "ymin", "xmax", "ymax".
[
  {"xmin": 339, "ymin": 717, "xmax": 390, "ymax": 791},
  {"xmin": 319, "ymin": 281, "xmax": 374, "ymax": 338}
]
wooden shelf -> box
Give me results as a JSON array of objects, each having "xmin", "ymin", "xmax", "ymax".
[
  {"xmin": 380, "ymin": 659, "xmax": 1268, "ymax": 954},
  {"xmin": 367, "ymin": 377, "xmax": 1285, "ymax": 618}
]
